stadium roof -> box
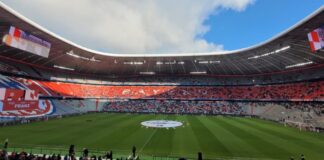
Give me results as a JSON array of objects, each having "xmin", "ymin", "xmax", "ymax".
[{"xmin": 0, "ymin": 2, "xmax": 323, "ymax": 76}]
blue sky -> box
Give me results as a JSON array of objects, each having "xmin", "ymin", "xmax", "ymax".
[{"xmin": 204, "ymin": 0, "xmax": 324, "ymax": 50}]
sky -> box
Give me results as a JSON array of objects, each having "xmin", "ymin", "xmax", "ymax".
[
  {"xmin": 203, "ymin": 0, "xmax": 324, "ymax": 50},
  {"xmin": 0, "ymin": 0, "xmax": 323, "ymax": 54}
]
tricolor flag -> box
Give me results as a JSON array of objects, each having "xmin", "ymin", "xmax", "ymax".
[{"xmin": 308, "ymin": 26, "xmax": 324, "ymax": 52}]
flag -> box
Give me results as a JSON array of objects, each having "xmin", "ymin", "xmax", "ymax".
[
  {"xmin": 9, "ymin": 26, "xmax": 22, "ymax": 38},
  {"xmin": 0, "ymin": 88, "xmax": 5, "ymax": 101},
  {"xmin": 3, "ymin": 26, "xmax": 51, "ymax": 58},
  {"xmin": 308, "ymin": 26, "xmax": 324, "ymax": 52},
  {"xmin": 0, "ymin": 101, "xmax": 3, "ymax": 112}
]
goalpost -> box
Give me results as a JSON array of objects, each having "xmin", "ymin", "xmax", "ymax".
[{"xmin": 284, "ymin": 120, "xmax": 315, "ymax": 131}]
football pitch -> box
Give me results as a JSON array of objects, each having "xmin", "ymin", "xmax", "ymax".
[{"xmin": 0, "ymin": 113, "xmax": 324, "ymax": 160}]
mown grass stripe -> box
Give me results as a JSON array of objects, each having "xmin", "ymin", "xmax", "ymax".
[
  {"xmin": 234, "ymin": 117, "xmax": 324, "ymax": 159},
  {"xmin": 187, "ymin": 115, "xmax": 232, "ymax": 157},
  {"xmin": 171, "ymin": 115, "xmax": 201, "ymax": 158},
  {"xmin": 202, "ymin": 116, "xmax": 264, "ymax": 157},
  {"xmin": 197, "ymin": 116, "xmax": 235, "ymax": 157},
  {"xmin": 217, "ymin": 117, "xmax": 291, "ymax": 159}
]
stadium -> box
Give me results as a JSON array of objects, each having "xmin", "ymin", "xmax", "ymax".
[{"xmin": 0, "ymin": 1, "xmax": 324, "ymax": 160}]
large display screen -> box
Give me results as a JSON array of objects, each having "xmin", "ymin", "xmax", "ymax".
[{"xmin": 2, "ymin": 26, "xmax": 51, "ymax": 58}]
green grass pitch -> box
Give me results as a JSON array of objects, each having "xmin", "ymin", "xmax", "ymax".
[{"xmin": 0, "ymin": 113, "xmax": 324, "ymax": 160}]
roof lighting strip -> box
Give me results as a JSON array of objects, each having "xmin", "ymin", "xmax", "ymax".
[
  {"xmin": 53, "ymin": 65, "xmax": 75, "ymax": 71},
  {"xmin": 285, "ymin": 61, "xmax": 314, "ymax": 69},
  {"xmin": 248, "ymin": 46, "xmax": 291, "ymax": 60}
]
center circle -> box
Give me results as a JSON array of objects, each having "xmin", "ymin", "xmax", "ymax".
[{"xmin": 141, "ymin": 120, "xmax": 183, "ymax": 128}]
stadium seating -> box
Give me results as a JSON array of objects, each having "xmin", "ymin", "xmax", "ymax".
[
  {"xmin": 103, "ymin": 100, "xmax": 248, "ymax": 115},
  {"xmin": 38, "ymin": 79, "xmax": 324, "ymax": 101}
]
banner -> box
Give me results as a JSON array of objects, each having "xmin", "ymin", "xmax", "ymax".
[
  {"xmin": 0, "ymin": 100, "xmax": 53, "ymax": 118},
  {"xmin": 2, "ymin": 26, "xmax": 51, "ymax": 58},
  {"xmin": 25, "ymin": 90, "xmax": 39, "ymax": 101},
  {"xmin": 2, "ymin": 101, "xmax": 39, "ymax": 111},
  {"xmin": 1, "ymin": 89, "xmax": 25, "ymax": 101},
  {"xmin": 308, "ymin": 26, "xmax": 324, "ymax": 52}
]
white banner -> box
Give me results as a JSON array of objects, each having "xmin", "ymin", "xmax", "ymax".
[{"xmin": 2, "ymin": 26, "xmax": 51, "ymax": 58}]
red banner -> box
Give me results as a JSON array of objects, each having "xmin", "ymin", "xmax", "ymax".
[
  {"xmin": 1, "ymin": 89, "xmax": 25, "ymax": 101},
  {"xmin": 2, "ymin": 101, "xmax": 39, "ymax": 111}
]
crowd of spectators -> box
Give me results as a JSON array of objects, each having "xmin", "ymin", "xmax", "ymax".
[
  {"xmin": 0, "ymin": 150, "xmax": 63, "ymax": 160},
  {"xmin": 279, "ymin": 102, "xmax": 324, "ymax": 116},
  {"xmin": 0, "ymin": 147, "xmax": 134, "ymax": 160},
  {"xmin": 103, "ymin": 100, "xmax": 324, "ymax": 117},
  {"xmin": 37, "ymin": 80, "xmax": 324, "ymax": 101},
  {"xmin": 103, "ymin": 100, "xmax": 247, "ymax": 115},
  {"xmin": 0, "ymin": 150, "xmax": 112, "ymax": 160}
]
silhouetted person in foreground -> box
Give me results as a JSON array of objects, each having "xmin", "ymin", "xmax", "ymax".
[
  {"xmin": 69, "ymin": 145, "xmax": 75, "ymax": 160},
  {"xmin": 198, "ymin": 152, "xmax": 202, "ymax": 160},
  {"xmin": 300, "ymin": 154, "xmax": 305, "ymax": 160},
  {"xmin": 132, "ymin": 146, "xmax": 136, "ymax": 157},
  {"xmin": 83, "ymin": 148, "xmax": 89, "ymax": 158},
  {"xmin": 3, "ymin": 139, "xmax": 8, "ymax": 149}
]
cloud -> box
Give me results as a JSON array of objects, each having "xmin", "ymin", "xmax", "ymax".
[{"xmin": 0, "ymin": 0, "xmax": 254, "ymax": 54}]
